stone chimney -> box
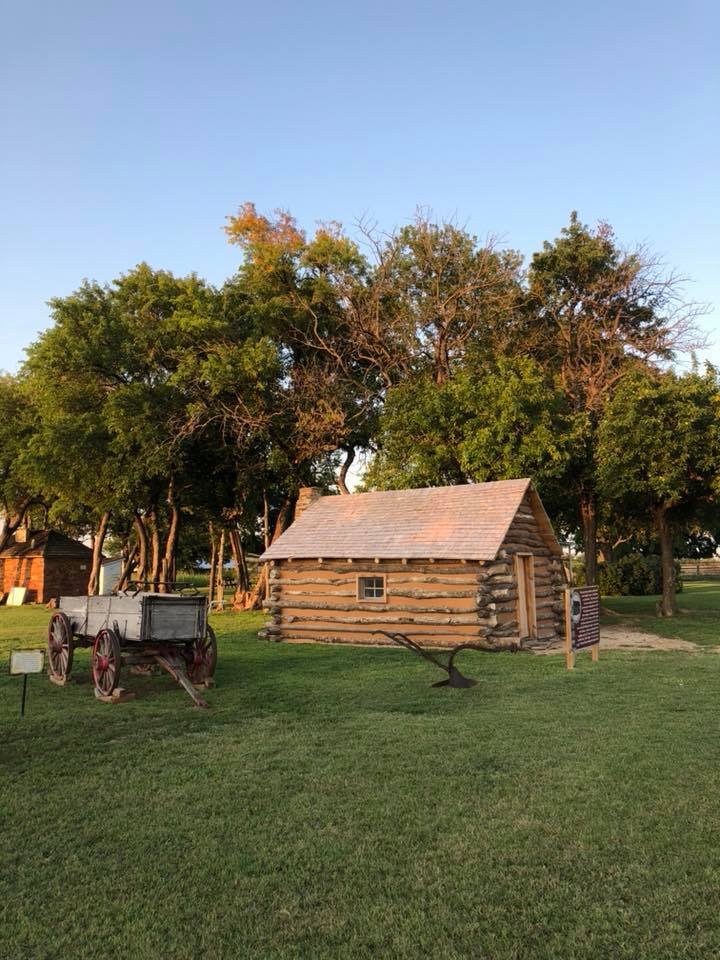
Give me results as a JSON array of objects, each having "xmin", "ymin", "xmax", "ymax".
[
  {"xmin": 294, "ymin": 487, "xmax": 325, "ymax": 521},
  {"xmin": 14, "ymin": 528, "xmax": 29, "ymax": 544}
]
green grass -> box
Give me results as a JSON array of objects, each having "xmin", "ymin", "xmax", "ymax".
[
  {"xmin": 3, "ymin": 602, "xmax": 720, "ymax": 959},
  {"xmin": 602, "ymin": 578, "xmax": 720, "ymax": 645}
]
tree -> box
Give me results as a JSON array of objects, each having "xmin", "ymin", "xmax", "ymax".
[
  {"xmin": 223, "ymin": 205, "xmax": 525, "ymax": 485},
  {"xmin": 0, "ymin": 375, "xmax": 41, "ymax": 552},
  {"xmin": 23, "ymin": 264, "xmax": 221, "ymax": 592},
  {"xmin": 224, "ymin": 204, "xmax": 383, "ymax": 492},
  {"xmin": 527, "ymin": 212, "xmax": 703, "ymax": 584},
  {"xmin": 366, "ymin": 355, "xmax": 578, "ymax": 506},
  {"xmin": 370, "ymin": 214, "xmax": 524, "ymax": 385},
  {"xmin": 596, "ymin": 367, "xmax": 720, "ymax": 616}
]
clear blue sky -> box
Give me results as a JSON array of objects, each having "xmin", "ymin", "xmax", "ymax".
[{"xmin": 2, "ymin": 0, "xmax": 718, "ymax": 372}]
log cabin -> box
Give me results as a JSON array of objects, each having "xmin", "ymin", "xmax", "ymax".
[{"xmin": 259, "ymin": 479, "xmax": 567, "ymax": 649}]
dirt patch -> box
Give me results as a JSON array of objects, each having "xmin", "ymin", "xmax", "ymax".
[{"xmin": 533, "ymin": 624, "xmax": 699, "ymax": 654}]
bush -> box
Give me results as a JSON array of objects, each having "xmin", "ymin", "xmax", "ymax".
[{"xmin": 575, "ymin": 553, "xmax": 683, "ymax": 596}]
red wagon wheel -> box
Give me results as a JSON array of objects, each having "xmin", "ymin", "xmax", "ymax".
[
  {"xmin": 187, "ymin": 625, "xmax": 217, "ymax": 684},
  {"xmin": 92, "ymin": 628, "xmax": 121, "ymax": 697},
  {"xmin": 48, "ymin": 611, "xmax": 74, "ymax": 681}
]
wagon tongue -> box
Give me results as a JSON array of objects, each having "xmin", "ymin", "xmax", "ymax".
[{"xmin": 153, "ymin": 651, "xmax": 209, "ymax": 708}]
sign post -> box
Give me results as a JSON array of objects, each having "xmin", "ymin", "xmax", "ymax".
[
  {"xmin": 9, "ymin": 649, "xmax": 45, "ymax": 717},
  {"xmin": 564, "ymin": 586, "xmax": 600, "ymax": 670}
]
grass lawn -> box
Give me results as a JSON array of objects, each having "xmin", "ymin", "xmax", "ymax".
[
  {"xmin": 2, "ymin": 600, "xmax": 720, "ymax": 959},
  {"xmin": 602, "ymin": 578, "xmax": 720, "ymax": 646}
]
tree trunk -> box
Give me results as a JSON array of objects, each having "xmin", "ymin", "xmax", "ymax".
[
  {"xmin": 337, "ymin": 447, "xmax": 356, "ymax": 495},
  {"xmin": 160, "ymin": 480, "xmax": 179, "ymax": 594},
  {"xmin": 116, "ymin": 542, "xmax": 139, "ymax": 592},
  {"xmin": 208, "ymin": 523, "xmax": 217, "ymax": 605},
  {"xmin": 0, "ymin": 497, "xmax": 36, "ymax": 553},
  {"xmin": 433, "ymin": 332, "xmax": 450, "ymax": 385},
  {"xmin": 263, "ymin": 490, "xmax": 270, "ymax": 549},
  {"xmin": 239, "ymin": 536, "xmax": 250, "ymax": 590},
  {"xmin": 215, "ymin": 530, "xmax": 225, "ymax": 607},
  {"xmin": 597, "ymin": 541, "xmax": 614, "ymax": 565},
  {"xmin": 133, "ymin": 513, "xmax": 149, "ymax": 586},
  {"xmin": 579, "ymin": 489, "xmax": 598, "ymax": 586},
  {"xmin": 87, "ymin": 511, "xmax": 110, "ymax": 596},
  {"xmin": 149, "ymin": 507, "xmax": 161, "ymax": 592},
  {"xmin": 271, "ymin": 498, "xmax": 294, "ymax": 542},
  {"xmin": 246, "ymin": 496, "xmax": 295, "ymax": 610},
  {"xmin": 228, "ymin": 527, "xmax": 241, "ymax": 589},
  {"xmin": 229, "ymin": 528, "xmax": 252, "ymax": 608},
  {"xmin": 655, "ymin": 504, "xmax": 679, "ymax": 617}
]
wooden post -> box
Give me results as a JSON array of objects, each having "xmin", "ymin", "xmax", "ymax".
[{"xmin": 564, "ymin": 588, "xmax": 574, "ymax": 671}]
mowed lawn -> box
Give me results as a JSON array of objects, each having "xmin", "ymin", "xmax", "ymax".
[
  {"xmin": 602, "ymin": 578, "xmax": 720, "ymax": 645},
  {"xmin": 2, "ymin": 595, "xmax": 720, "ymax": 959}
]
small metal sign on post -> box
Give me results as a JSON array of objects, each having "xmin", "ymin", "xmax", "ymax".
[
  {"xmin": 9, "ymin": 649, "xmax": 45, "ymax": 717},
  {"xmin": 564, "ymin": 586, "xmax": 600, "ymax": 670}
]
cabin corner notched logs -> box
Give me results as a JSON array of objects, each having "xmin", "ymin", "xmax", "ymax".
[{"xmin": 260, "ymin": 482, "xmax": 567, "ymax": 650}]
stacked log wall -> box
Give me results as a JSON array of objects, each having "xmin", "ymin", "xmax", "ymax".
[
  {"xmin": 488, "ymin": 491, "xmax": 566, "ymax": 646},
  {"xmin": 263, "ymin": 559, "xmax": 486, "ymax": 648},
  {"xmin": 260, "ymin": 493, "xmax": 565, "ymax": 650}
]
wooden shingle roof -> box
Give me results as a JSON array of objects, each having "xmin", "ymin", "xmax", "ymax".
[{"xmin": 261, "ymin": 479, "xmax": 556, "ymax": 562}]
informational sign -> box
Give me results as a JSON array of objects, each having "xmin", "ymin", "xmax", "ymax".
[
  {"xmin": 564, "ymin": 586, "xmax": 600, "ymax": 670},
  {"xmin": 9, "ymin": 648, "xmax": 45, "ymax": 717},
  {"xmin": 6, "ymin": 587, "xmax": 27, "ymax": 607},
  {"xmin": 10, "ymin": 649, "xmax": 45, "ymax": 675}
]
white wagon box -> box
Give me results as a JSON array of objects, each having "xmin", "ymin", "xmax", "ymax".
[{"xmin": 57, "ymin": 592, "xmax": 208, "ymax": 644}]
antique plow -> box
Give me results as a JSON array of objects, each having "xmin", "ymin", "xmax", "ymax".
[{"xmin": 372, "ymin": 629, "xmax": 486, "ymax": 688}]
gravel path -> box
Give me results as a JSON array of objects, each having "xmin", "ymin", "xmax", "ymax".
[{"xmin": 533, "ymin": 624, "xmax": 700, "ymax": 654}]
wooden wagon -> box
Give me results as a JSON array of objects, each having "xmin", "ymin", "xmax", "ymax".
[{"xmin": 47, "ymin": 592, "xmax": 217, "ymax": 707}]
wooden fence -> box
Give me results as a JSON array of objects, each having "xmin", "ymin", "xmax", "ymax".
[{"xmin": 679, "ymin": 559, "xmax": 720, "ymax": 577}]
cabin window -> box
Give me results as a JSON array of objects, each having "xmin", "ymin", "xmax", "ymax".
[{"xmin": 357, "ymin": 575, "xmax": 386, "ymax": 602}]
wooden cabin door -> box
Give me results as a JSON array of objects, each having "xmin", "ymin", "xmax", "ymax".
[{"xmin": 515, "ymin": 553, "xmax": 537, "ymax": 640}]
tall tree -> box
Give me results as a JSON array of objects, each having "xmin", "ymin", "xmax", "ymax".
[
  {"xmin": 527, "ymin": 212, "xmax": 703, "ymax": 584},
  {"xmin": 370, "ymin": 214, "xmax": 524, "ymax": 385},
  {"xmin": 596, "ymin": 366, "xmax": 720, "ymax": 616},
  {"xmin": 23, "ymin": 264, "xmax": 220, "ymax": 592},
  {"xmin": 0, "ymin": 375, "xmax": 40, "ymax": 551},
  {"xmin": 223, "ymin": 203, "xmax": 380, "ymax": 492}
]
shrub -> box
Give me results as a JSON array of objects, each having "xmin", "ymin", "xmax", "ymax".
[{"xmin": 575, "ymin": 553, "xmax": 683, "ymax": 596}]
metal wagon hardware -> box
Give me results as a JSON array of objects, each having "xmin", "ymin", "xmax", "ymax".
[{"xmin": 47, "ymin": 592, "xmax": 217, "ymax": 707}]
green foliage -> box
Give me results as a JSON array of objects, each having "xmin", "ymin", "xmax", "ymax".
[
  {"xmin": 377, "ymin": 218, "xmax": 525, "ymax": 383},
  {"xmin": 366, "ymin": 356, "xmax": 579, "ymax": 507},
  {"xmin": 597, "ymin": 366, "xmax": 720, "ymax": 516},
  {"xmin": 596, "ymin": 365, "xmax": 720, "ymax": 612},
  {"xmin": 0, "ymin": 375, "xmax": 37, "ymax": 522},
  {"xmin": 527, "ymin": 212, "xmax": 671, "ymax": 406},
  {"xmin": 577, "ymin": 553, "xmax": 683, "ymax": 596}
]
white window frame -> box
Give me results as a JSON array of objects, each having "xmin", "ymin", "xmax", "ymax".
[{"xmin": 357, "ymin": 574, "xmax": 386, "ymax": 602}]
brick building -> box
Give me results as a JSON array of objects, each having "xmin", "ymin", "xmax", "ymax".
[{"xmin": 0, "ymin": 529, "xmax": 94, "ymax": 604}]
